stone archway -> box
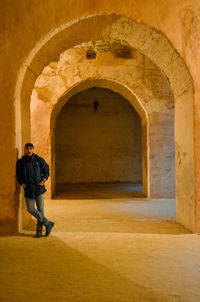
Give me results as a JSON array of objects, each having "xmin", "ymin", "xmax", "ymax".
[
  {"xmin": 16, "ymin": 14, "xmax": 194, "ymax": 231},
  {"xmin": 54, "ymin": 87, "xmax": 143, "ymax": 194},
  {"xmin": 32, "ymin": 77, "xmax": 149, "ymax": 200},
  {"xmin": 31, "ymin": 44, "xmax": 174, "ymax": 201},
  {"xmin": 50, "ymin": 80, "xmax": 149, "ymax": 200}
]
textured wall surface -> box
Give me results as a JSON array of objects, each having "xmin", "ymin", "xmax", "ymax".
[
  {"xmin": 149, "ymin": 113, "xmax": 175, "ymax": 197},
  {"xmin": 55, "ymin": 88, "xmax": 142, "ymax": 185}
]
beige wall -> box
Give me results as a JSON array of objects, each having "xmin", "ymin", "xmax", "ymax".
[
  {"xmin": 55, "ymin": 87, "xmax": 142, "ymax": 185},
  {"xmin": 149, "ymin": 113, "xmax": 175, "ymax": 198}
]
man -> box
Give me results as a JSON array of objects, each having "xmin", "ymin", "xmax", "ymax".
[{"xmin": 16, "ymin": 143, "xmax": 55, "ymax": 238}]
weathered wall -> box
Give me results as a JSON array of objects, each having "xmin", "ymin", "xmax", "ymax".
[
  {"xmin": 55, "ymin": 87, "xmax": 142, "ymax": 185},
  {"xmin": 149, "ymin": 113, "xmax": 175, "ymax": 197},
  {"xmin": 0, "ymin": 0, "xmax": 199, "ymax": 233}
]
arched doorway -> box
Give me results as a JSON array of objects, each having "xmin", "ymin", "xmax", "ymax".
[{"xmin": 55, "ymin": 87, "xmax": 143, "ymax": 196}]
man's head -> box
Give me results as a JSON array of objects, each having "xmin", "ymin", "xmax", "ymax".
[{"xmin": 24, "ymin": 143, "xmax": 34, "ymax": 156}]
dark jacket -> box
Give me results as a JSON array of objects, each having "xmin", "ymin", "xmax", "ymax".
[{"xmin": 16, "ymin": 153, "xmax": 50, "ymax": 198}]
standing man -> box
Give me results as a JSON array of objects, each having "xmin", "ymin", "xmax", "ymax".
[{"xmin": 16, "ymin": 143, "xmax": 55, "ymax": 238}]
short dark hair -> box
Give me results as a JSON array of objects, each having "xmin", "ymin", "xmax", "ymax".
[{"xmin": 24, "ymin": 143, "xmax": 34, "ymax": 149}]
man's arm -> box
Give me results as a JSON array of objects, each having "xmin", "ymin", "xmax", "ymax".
[{"xmin": 39, "ymin": 157, "xmax": 50, "ymax": 181}]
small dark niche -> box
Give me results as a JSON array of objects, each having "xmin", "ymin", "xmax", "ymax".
[
  {"xmin": 114, "ymin": 47, "xmax": 133, "ymax": 59},
  {"xmin": 86, "ymin": 49, "xmax": 97, "ymax": 59}
]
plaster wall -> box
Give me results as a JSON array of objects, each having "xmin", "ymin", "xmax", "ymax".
[
  {"xmin": 55, "ymin": 87, "xmax": 142, "ymax": 186},
  {"xmin": 149, "ymin": 113, "xmax": 175, "ymax": 197}
]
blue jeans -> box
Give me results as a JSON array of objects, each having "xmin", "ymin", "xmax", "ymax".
[{"xmin": 25, "ymin": 193, "xmax": 49, "ymax": 230}]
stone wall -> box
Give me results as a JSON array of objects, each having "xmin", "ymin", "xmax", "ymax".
[{"xmin": 149, "ymin": 113, "xmax": 175, "ymax": 197}]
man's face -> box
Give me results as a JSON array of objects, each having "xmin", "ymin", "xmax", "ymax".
[{"xmin": 24, "ymin": 146, "xmax": 34, "ymax": 156}]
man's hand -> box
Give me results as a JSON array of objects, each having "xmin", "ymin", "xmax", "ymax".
[
  {"xmin": 22, "ymin": 183, "xmax": 26, "ymax": 188},
  {"xmin": 39, "ymin": 179, "xmax": 46, "ymax": 186}
]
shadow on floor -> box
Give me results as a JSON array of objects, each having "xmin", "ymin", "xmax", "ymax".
[
  {"xmin": 54, "ymin": 183, "xmax": 144, "ymax": 200},
  {"xmin": 0, "ymin": 234, "xmax": 169, "ymax": 302}
]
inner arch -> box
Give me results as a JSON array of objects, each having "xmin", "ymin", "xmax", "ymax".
[
  {"xmin": 50, "ymin": 78, "xmax": 149, "ymax": 198},
  {"xmin": 55, "ymin": 87, "xmax": 143, "ymax": 195}
]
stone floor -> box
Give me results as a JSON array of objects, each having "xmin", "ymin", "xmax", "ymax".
[{"xmin": 1, "ymin": 185, "xmax": 200, "ymax": 302}]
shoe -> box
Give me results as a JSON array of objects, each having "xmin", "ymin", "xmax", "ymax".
[
  {"xmin": 36, "ymin": 220, "xmax": 43, "ymax": 238},
  {"xmin": 36, "ymin": 230, "xmax": 42, "ymax": 238},
  {"xmin": 45, "ymin": 222, "xmax": 55, "ymax": 237}
]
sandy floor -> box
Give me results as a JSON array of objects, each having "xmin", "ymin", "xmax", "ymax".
[{"xmin": 1, "ymin": 186, "xmax": 200, "ymax": 302}]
